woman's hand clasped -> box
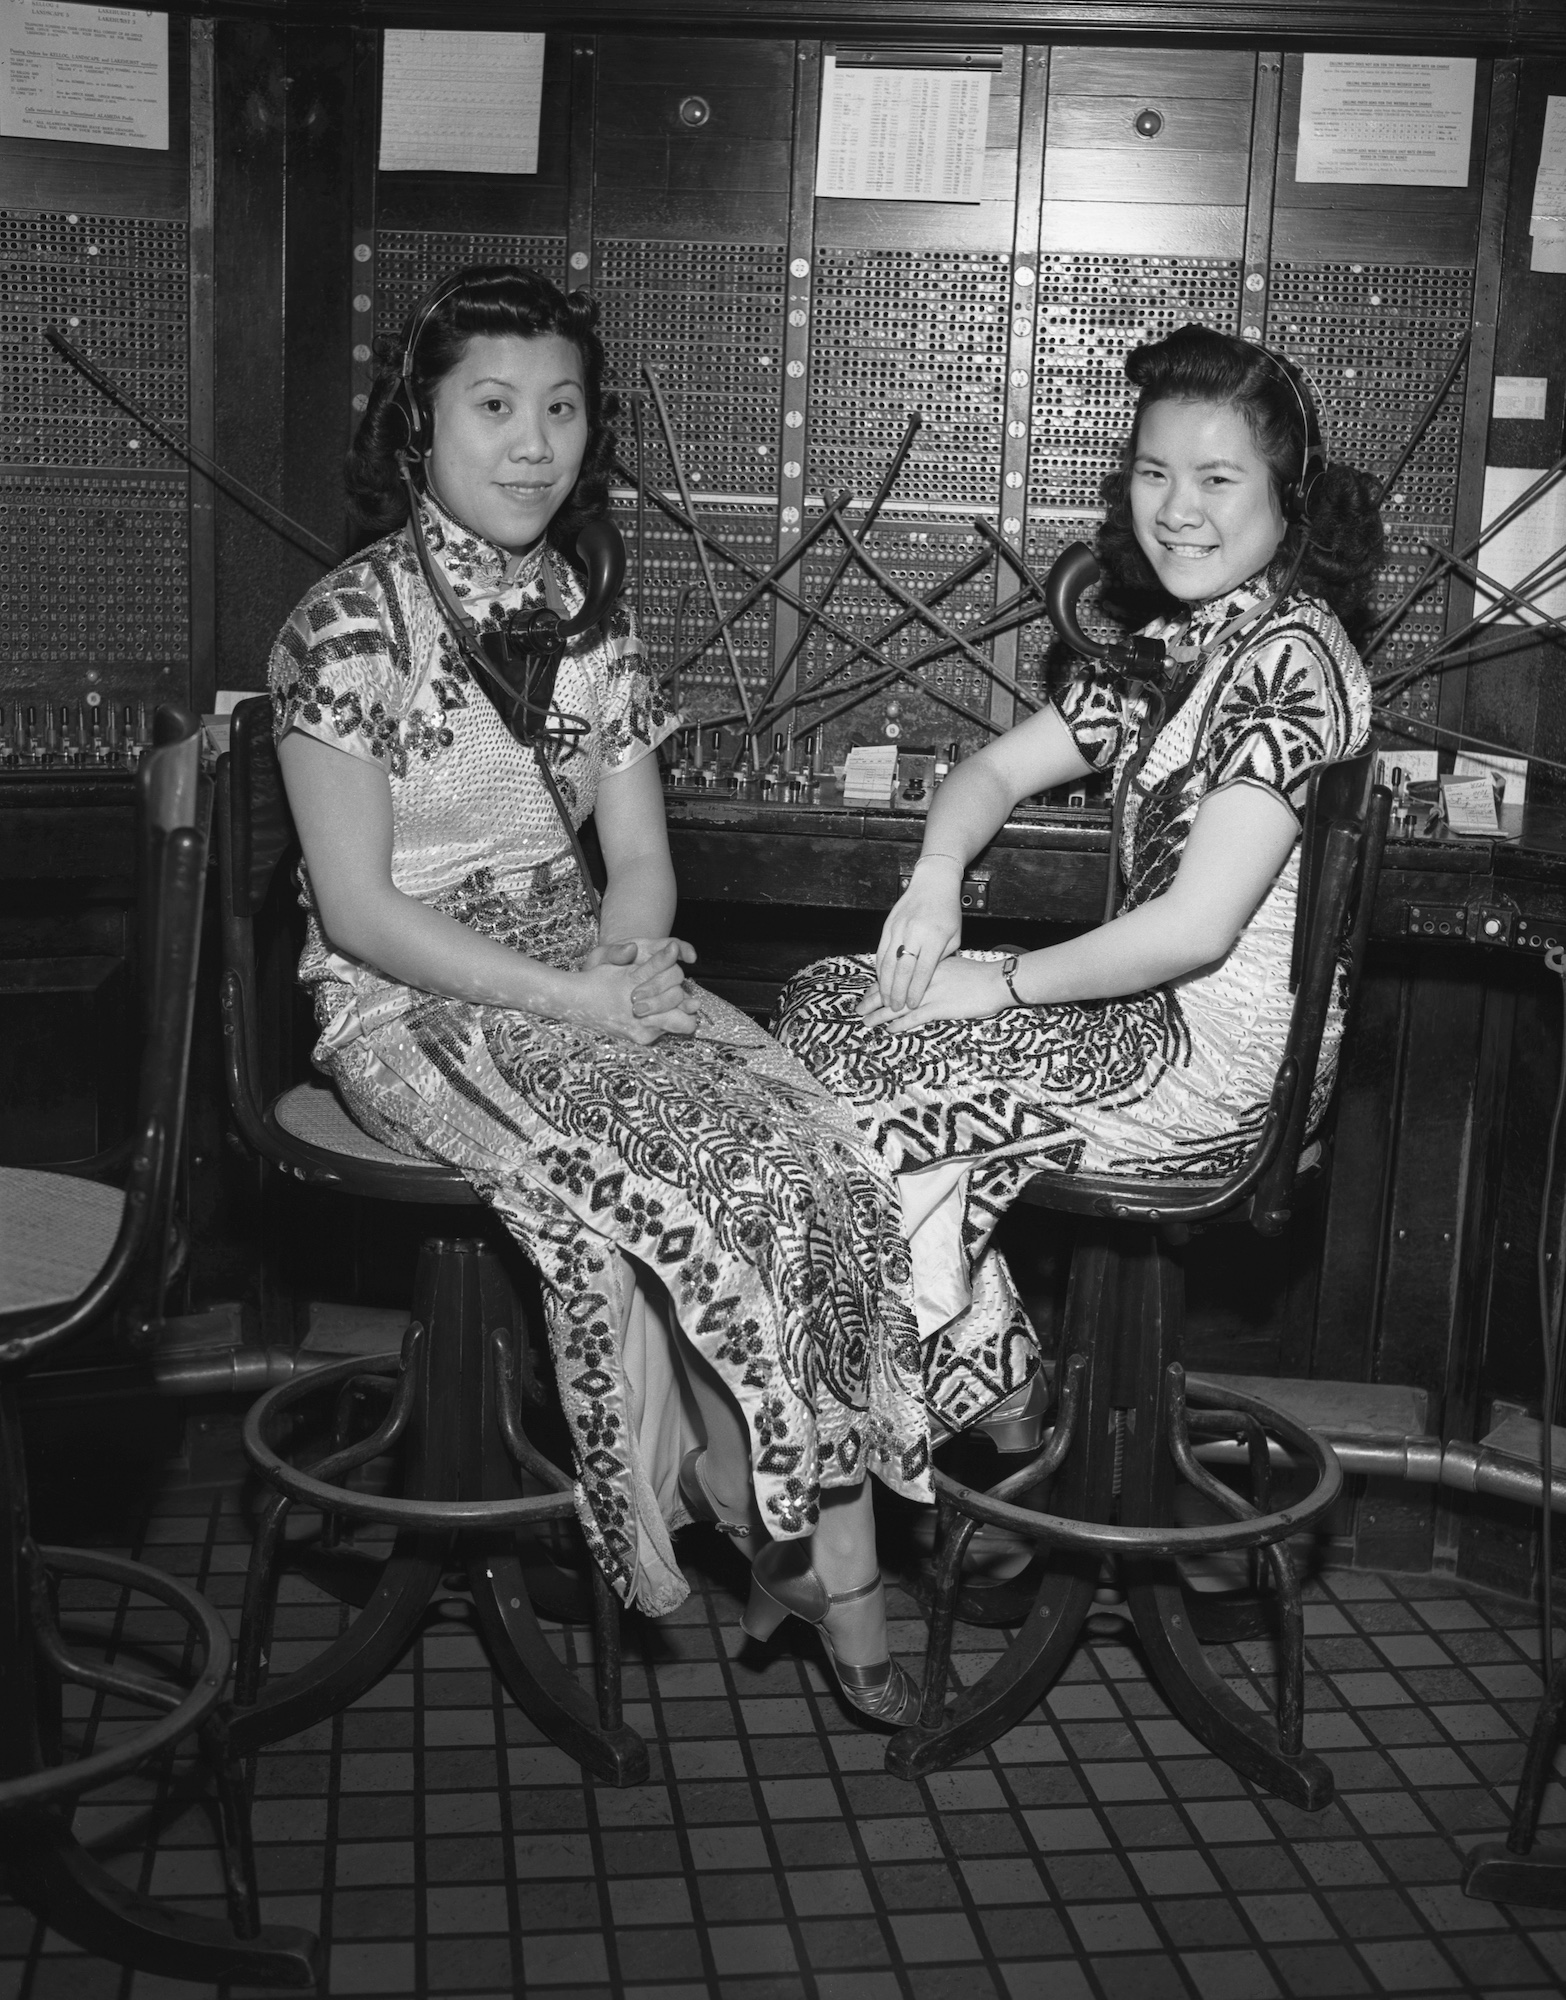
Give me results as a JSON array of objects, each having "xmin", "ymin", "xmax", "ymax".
[
  {"xmin": 858, "ymin": 953, "xmax": 1010, "ymax": 1034},
  {"xmin": 865, "ymin": 854, "xmax": 965, "ymax": 1016},
  {"xmin": 575, "ymin": 937, "xmax": 700, "ymax": 1044}
]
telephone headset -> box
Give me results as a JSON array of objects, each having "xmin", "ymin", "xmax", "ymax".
[
  {"xmin": 1043, "ymin": 335, "xmax": 1327, "ymax": 922},
  {"xmin": 390, "ymin": 269, "xmax": 629, "ymax": 917}
]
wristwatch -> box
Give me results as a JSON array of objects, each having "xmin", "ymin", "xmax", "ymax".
[{"xmin": 1000, "ymin": 953, "xmax": 1029, "ymax": 1008}]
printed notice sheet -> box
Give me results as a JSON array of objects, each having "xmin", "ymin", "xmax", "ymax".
[
  {"xmin": 380, "ymin": 30, "xmax": 543, "ymax": 175},
  {"xmin": 816, "ymin": 55, "xmax": 989, "ymax": 203},
  {"xmin": 1531, "ymin": 96, "xmax": 1566, "ymax": 274},
  {"xmin": 1295, "ymin": 55, "xmax": 1475, "ymax": 187},
  {"xmin": 1473, "ymin": 467, "xmax": 1566, "ymax": 630},
  {"xmin": 0, "ymin": 2, "xmax": 166, "ymax": 149}
]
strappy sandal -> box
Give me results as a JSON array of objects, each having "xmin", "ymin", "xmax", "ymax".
[{"xmin": 742, "ymin": 1539, "xmax": 920, "ymax": 1728}]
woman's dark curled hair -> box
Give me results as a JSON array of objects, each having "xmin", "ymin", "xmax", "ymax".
[
  {"xmin": 345, "ymin": 264, "xmax": 617, "ymax": 561},
  {"xmin": 1095, "ymin": 322, "xmax": 1386, "ymax": 646}
]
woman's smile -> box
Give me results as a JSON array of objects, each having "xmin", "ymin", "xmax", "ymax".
[{"xmin": 1129, "ymin": 397, "xmax": 1287, "ymax": 602}]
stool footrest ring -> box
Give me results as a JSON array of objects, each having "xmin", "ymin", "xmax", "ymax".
[
  {"xmin": 0, "ymin": 1546, "xmax": 231, "ymax": 1813},
  {"xmin": 931, "ymin": 1373, "xmax": 1342, "ymax": 1559},
  {"xmin": 242, "ymin": 1348, "xmax": 581, "ymax": 1530}
]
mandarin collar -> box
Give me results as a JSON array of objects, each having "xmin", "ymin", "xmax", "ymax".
[
  {"xmin": 414, "ymin": 489, "xmax": 548, "ymax": 601},
  {"xmin": 1183, "ymin": 565, "xmax": 1275, "ymax": 634},
  {"xmin": 1161, "ymin": 566, "xmax": 1278, "ymax": 674}
]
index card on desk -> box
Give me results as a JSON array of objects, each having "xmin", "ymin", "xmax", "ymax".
[{"xmin": 842, "ymin": 744, "xmax": 899, "ymax": 807}]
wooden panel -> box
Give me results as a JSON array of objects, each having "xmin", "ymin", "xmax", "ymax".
[
  {"xmin": 188, "ymin": 21, "xmax": 217, "ymax": 713},
  {"xmin": 282, "ymin": 26, "xmax": 357, "ymax": 578},
  {"xmin": 1270, "ymin": 205, "xmax": 1483, "ymax": 263},
  {"xmin": 813, "ymin": 196, "xmax": 1016, "ymax": 251},
  {"xmin": 1374, "ymin": 956, "xmax": 1487, "ymax": 1402},
  {"xmin": 212, "ymin": 20, "xmax": 288, "ymax": 691},
  {"xmin": 1310, "ymin": 959, "xmax": 1404, "ymax": 1385},
  {"xmin": 1439, "ymin": 61, "xmax": 1506, "ymax": 745},
  {"xmin": 594, "ymin": 36, "xmax": 795, "ymax": 240},
  {"xmin": 1047, "ymin": 46, "xmax": 1256, "ymax": 96},
  {"xmin": 1458, "ymin": 57, "xmax": 1566, "ymax": 785},
  {"xmin": 1037, "ymin": 200, "xmax": 1244, "ymax": 255},
  {"xmin": 1048, "ymin": 94, "xmax": 1253, "ymax": 152},
  {"xmin": 0, "ymin": 955, "xmax": 125, "ymax": 1164},
  {"xmin": 1045, "ymin": 146, "xmax": 1247, "ymax": 205},
  {"xmin": 108, "ymin": 2, "xmax": 1566, "ymax": 59}
]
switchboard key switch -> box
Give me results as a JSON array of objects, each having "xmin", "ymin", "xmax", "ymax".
[
  {"xmin": 760, "ymin": 732, "xmax": 785, "ymax": 801},
  {"xmin": 0, "ymin": 706, "xmax": 12, "ymax": 770}
]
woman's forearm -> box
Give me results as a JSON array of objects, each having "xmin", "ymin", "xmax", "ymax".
[
  {"xmin": 319, "ymin": 887, "xmax": 574, "ymax": 1015},
  {"xmin": 1011, "ymin": 892, "xmax": 1233, "ymax": 1006},
  {"xmin": 917, "ymin": 757, "xmax": 1016, "ymax": 869},
  {"xmin": 597, "ymin": 851, "xmax": 678, "ymax": 948}
]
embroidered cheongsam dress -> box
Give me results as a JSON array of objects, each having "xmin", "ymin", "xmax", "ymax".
[
  {"xmin": 774, "ymin": 573, "xmax": 1370, "ymax": 1434},
  {"xmin": 268, "ymin": 494, "xmax": 927, "ymax": 1614}
]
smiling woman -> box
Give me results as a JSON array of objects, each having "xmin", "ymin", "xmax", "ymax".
[
  {"xmin": 262, "ymin": 267, "xmax": 930, "ymax": 1725},
  {"xmin": 775, "ymin": 324, "xmax": 1386, "ymax": 1461}
]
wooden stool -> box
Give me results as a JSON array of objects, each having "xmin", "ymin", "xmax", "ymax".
[
  {"xmin": 893, "ymin": 754, "xmax": 1389, "ymax": 1810},
  {"xmin": 217, "ymin": 697, "xmax": 646, "ymax": 1785}
]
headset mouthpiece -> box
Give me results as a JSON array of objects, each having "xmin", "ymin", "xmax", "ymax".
[{"xmin": 1045, "ymin": 542, "xmax": 1167, "ymax": 684}]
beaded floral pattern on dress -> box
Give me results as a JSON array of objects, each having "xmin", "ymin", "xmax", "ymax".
[
  {"xmin": 776, "ymin": 577, "xmax": 1369, "ymax": 1416},
  {"xmin": 268, "ymin": 497, "xmax": 927, "ymax": 1613}
]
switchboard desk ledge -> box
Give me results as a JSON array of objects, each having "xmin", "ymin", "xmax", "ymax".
[{"xmin": 662, "ymin": 788, "xmax": 1566, "ymax": 944}]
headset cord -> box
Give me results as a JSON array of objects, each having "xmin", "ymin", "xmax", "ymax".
[
  {"xmin": 399, "ymin": 466, "xmax": 602, "ymax": 918},
  {"xmin": 1537, "ymin": 945, "xmax": 1566, "ymax": 1682},
  {"xmin": 1100, "ymin": 589, "xmax": 1283, "ymax": 924}
]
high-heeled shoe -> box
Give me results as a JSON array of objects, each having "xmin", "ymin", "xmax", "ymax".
[
  {"xmin": 742, "ymin": 1539, "xmax": 921, "ymax": 1727},
  {"xmin": 678, "ymin": 1449, "xmax": 764, "ymax": 1554},
  {"xmin": 929, "ymin": 1369, "xmax": 1052, "ymax": 1454}
]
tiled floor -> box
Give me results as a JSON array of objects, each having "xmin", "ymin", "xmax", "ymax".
[{"xmin": 6, "ymin": 1485, "xmax": 1566, "ymax": 2000}]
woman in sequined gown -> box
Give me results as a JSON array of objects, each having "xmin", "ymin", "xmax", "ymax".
[
  {"xmin": 268, "ymin": 267, "xmax": 923, "ymax": 1720},
  {"xmin": 775, "ymin": 326, "xmax": 1385, "ymax": 1442}
]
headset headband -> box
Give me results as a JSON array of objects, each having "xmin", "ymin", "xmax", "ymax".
[
  {"xmin": 1251, "ymin": 341, "xmax": 1326, "ymax": 519},
  {"xmin": 396, "ymin": 272, "xmax": 468, "ymax": 454}
]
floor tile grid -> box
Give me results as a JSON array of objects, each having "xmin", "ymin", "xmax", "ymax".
[
  {"xmin": 923, "ymin": 1644, "xmax": 1100, "ymax": 1997},
  {"xmin": 491, "ymin": 1664, "xmax": 563, "ymax": 1999},
  {"xmin": 579, "ymin": 1612, "xmax": 654, "ymax": 1999},
  {"xmin": 13, "ymin": 1493, "xmax": 178, "ymax": 2000},
  {"xmin": 604, "ymin": 1608, "xmax": 720, "ymax": 2000},
  {"xmin": 1290, "ymin": 1581, "xmax": 1539, "ymax": 1833},
  {"xmin": 1190, "ymin": 1575, "xmax": 1559, "ymax": 1992},
  {"xmin": 688, "ymin": 1573, "xmax": 909, "ymax": 1998},
  {"xmin": 979, "ymin": 1651, "xmax": 1259, "ymax": 2000},
  {"xmin": 889, "ymin": 1574, "xmax": 1564, "ymax": 2000},
  {"xmin": 9, "ymin": 1488, "xmax": 1566, "ymax": 2000}
]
